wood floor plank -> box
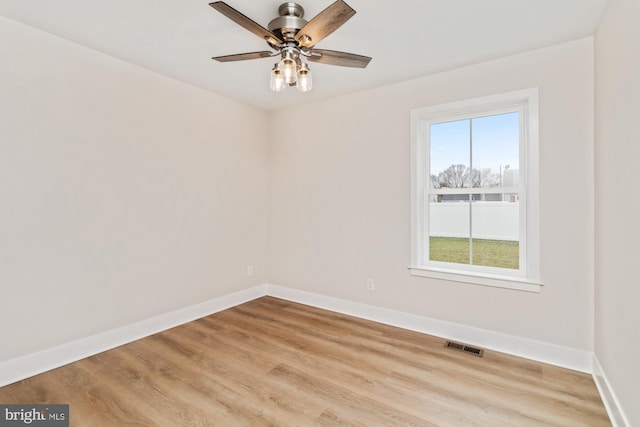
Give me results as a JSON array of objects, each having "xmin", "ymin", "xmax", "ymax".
[{"xmin": 0, "ymin": 296, "xmax": 610, "ymax": 426}]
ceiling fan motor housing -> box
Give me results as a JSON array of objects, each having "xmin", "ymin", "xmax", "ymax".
[{"xmin": 268, "ymin": 3, "xmax": 308, "ymax": 41}]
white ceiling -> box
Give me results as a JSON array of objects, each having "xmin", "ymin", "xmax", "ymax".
[{"xmin": 1, "ymin": 0, "xmax": 606, "ymax": 111}]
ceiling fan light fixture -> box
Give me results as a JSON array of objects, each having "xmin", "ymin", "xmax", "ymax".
[
  {"xmin": 296, "ymin": 62, "xmax": 312, "ymax": 92},
  {"xmin": 270, "ymin": 63, "xmax": 287, "ymax": 92},
  {"xmin": 210, "ymin": 1, "xmax": 371, "ymax": 94}
]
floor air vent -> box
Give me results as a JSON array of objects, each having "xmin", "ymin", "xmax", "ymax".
[{"xmin": 444, "ymin": 341, "xmax": 484, "ymax": 357}]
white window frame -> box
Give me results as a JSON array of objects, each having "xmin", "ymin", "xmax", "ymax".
[{"xmin": 410, "ymin": 88, "xmax": 541, "ymax": 292}]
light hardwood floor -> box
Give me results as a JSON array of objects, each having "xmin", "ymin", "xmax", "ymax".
[{"xmin": 0, "ymin": 297, "xmax": 610, "ymax": 426}]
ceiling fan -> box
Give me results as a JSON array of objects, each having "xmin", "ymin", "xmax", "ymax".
[{"xmin": 209, "ymin": 0, "xmax": 372, "ymax": 92}]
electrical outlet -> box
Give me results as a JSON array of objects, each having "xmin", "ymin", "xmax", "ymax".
[
  {"xmin": 367, "ymin": 278, "xmax": 375, "ymax": 291},
  {"xmin": 246, "ymin": 265, "xmax": 254, "ymax": 277}
]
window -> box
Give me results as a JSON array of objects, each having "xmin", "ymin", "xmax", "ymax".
[{"xmin": 410, "ymin": 89, "xmax": 541, "ymax": 292}]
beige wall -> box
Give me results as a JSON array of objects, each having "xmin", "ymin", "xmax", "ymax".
[
  {"xmin": 595, "ymin": 0, "xmax": 640, "ymax": 424},
  {"xmin": 0, "ymin": 17, "xmax": 269, "ymax": 362},
  {"xmin": 269, "ymin": 38, "xmax": 595, "ymax": 350}
]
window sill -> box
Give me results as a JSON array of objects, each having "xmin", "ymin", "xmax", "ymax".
[{"xmin": 409, "ymin": 266, "xmax": 542, "ymax": 293}]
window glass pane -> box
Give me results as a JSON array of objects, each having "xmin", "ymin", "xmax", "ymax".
[
  {"xmin": 429, "ymin": 194, "xmax": 470, "ymax": 264},
  {"xmin": 471, "ymin": 194, "xmax": 519, "ymax": 269},
  {"xmin": 471, "ymin": 112, "xmax": 519, "ymax": 188},
  {"xmin": 430, "ymin": 120, "xmax": 470, "ymax": 189}
]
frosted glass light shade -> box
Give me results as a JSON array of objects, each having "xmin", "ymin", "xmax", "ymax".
[
  {"xmin": 296, "ymin": 64, "xmax": 312, "ymax": 92},
  {"xmin": 270, "ymin": 65, "xmax": 286, "ymax": 92},
  {"xmin": 280, "ymin": 57, "xmax": 297, "ymax": 84}
]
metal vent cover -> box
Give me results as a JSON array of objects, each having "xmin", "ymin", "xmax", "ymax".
[{"xmin": 444, "ymin": 341, "xmax": 484, "ymax": 357}]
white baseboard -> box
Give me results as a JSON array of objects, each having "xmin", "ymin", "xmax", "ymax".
[
  {"xmin": 1, "ymin": 283, "xmax": 595, "ymax": 390},
  {"xmin": 592, "ymin": 355, "xmax": 631, "ymax": 427},
  {"xmin": 265, "ymin": 284, "xmax": 593, "ymax": 373},
  {"xmin": 0, "ymin": 285, "xmax": 267, "ymax": 387}
]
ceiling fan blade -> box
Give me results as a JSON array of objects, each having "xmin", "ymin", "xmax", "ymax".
[
  {"xmin": 209, "ymin": 2, "xmax": 283, "ymax": 46},
  {"xmin": 294, "ymin": 0, "xmax": 356, "ymax": 48},
  {"xmin": 308, "ymin": 49, "xmax": 371, "ymax": 68},
  {"xmin": 212, "ymin": 51, "xmax": 274, "ymax": 62}
]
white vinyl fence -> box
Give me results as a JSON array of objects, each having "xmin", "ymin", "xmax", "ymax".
[{"xmin": 430, "ymin": 202, "xmax": 519, "ymax": 241}]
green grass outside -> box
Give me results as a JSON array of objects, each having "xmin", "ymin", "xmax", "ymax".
[{"xmin": 429, "ymin": 236, "xmax": 519, "ymax": 269}]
